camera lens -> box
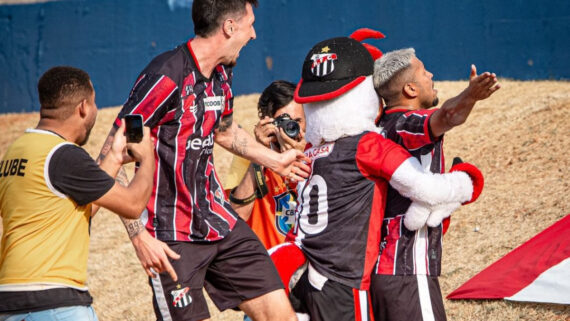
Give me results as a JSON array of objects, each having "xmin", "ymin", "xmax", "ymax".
[
  {"xmin": 273, "ymin": 113, "xmax": 300, "ymax": 139},
  {"xmin": 283, "ymin": 120, "xmax": 300, "ymax": 139}
]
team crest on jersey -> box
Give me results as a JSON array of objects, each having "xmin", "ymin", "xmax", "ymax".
[
  {"xmin": 203, "ymin": 96, "xmax": 224, "ymax": 112},
  {"xmin": 185, "ymin": 85, "xmax": 193, "ymax": 96},
  {"xmin": 171, "ymin": 286, "xmax": 192, "ymax": 308},
  {"xmin": 274, "ymin": 192, "xmax": 296, "ymax": 235},
  {"xmin": 189, "ymin": 105, "xmax": 198, "ymax": 113},
  {"xmin": 304, "ymin": 142, "xmax": 334, "ymax": 161},
  {"xmin": 310, "ymin": 48, "xmax": 338, "ymax": 77},
  {"xmin": 214, "ymin": 188, "xmax": 224, "ymax": 202}
]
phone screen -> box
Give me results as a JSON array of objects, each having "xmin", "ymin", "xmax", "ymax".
[{"xmin": 125, "ymin": 114, "xmax": 144, "ymax": 143}]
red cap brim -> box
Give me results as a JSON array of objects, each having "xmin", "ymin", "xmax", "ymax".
[{"xmin": 294, "ymin": 76, "xmax": 367, "ymax": 104}]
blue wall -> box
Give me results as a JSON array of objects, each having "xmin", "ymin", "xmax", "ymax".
[{"xmin": 1, "ymin": 0, "xmax": 569, "ymax": 113}]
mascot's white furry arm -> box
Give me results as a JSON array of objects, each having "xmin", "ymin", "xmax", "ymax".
[{"xmin": 404, "ymin": 160, "xmax": 484, "ymax": 230}]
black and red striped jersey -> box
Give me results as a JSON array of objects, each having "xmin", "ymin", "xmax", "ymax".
[
  {"xmin": 292, "ymin": 132, "xmax": 410, "ymax": 290},
  {"xmin": 374, "ymin": 108, "xmax": 446, "ymax": 276},
  {"xmin": 115, "ymin": 39, "xmax": 238, "ymax": 242}
]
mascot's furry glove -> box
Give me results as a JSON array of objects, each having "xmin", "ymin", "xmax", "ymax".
[{"xmin": 404, "ymin": 158, "xmax": 484, "ymax": 231}]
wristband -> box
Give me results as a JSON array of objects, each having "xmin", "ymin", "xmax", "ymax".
[
  {"xmin": 228, "ymin": 164, "xmax": 269, "ymax": 205},
  {"xmin": 229, "ymin": 187, "xmax": 257, "ymax": 205}
]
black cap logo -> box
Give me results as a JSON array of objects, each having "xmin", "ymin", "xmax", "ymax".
[
  {"xmin": 295, "ymin": 37, "xmax": 373, "ymax": 104},
  {"xmin": 310, "ymin": 46, "xmax": 338, "ymax": 77}
]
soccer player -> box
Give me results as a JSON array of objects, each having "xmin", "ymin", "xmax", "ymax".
[
  {"xmin": 370, "ymin": 48, "xmax": 500, "ymax": 321},
  {"xmin": 96, "ymin": 1, "xmax": 308, "ymax": 320}
]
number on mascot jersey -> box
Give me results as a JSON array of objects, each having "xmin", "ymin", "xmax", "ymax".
[{"xmin": 297, "ymin": 174, "xmax": 329, "ymax": 235}]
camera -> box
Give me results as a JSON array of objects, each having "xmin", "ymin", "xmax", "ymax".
[{"xmin": 273, "ymin": 113, "xmax": 300, "ymax": 139}]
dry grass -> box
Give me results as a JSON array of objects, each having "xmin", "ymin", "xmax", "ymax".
[{"xmin": 0, "ymin": 80, "xmax": 569, "ymax": 320}]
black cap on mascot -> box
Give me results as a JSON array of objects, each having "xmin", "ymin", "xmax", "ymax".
[{"xmin": 294, "ymin": 37, "xmax": 374, "ymax": 103}]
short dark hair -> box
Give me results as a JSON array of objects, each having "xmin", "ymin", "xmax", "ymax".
[
  {"xmin": 192, "ymin": 0, "xmax": 258, "ymax": 37},
  {"xmin": 257, "ymin": 80, "xmax": 296, "ymax": 119},
  {"xmin": 38, "ymin": 66, "xmax": 93, "ymax": 119}
]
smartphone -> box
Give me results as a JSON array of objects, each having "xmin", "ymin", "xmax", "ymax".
[{"xmin": 124, "ymin": 114, "xmax": 144, "ymax": 143}]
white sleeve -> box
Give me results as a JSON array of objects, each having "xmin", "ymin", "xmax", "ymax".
[{"xmin": 389, "ymin": 157, "xmax": 473, "ymax": 206}]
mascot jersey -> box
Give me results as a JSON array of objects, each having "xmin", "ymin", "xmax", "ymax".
[
  {"xmin": 292, "ymin": 131, "xmax": 410, "ymax": 290},
  {"xmin": 374, "ymin": 108, "xmax": 447, "ymax": 276}
]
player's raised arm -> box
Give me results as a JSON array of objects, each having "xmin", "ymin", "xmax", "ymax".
[{"xmin": 430, "ymin": 64, "xmax": 501, "ymax": 137}]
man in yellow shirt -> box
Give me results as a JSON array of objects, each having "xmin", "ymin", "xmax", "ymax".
[{"xmin": 0, "ymin": 66, "xmax": 156, "ymax": 320}]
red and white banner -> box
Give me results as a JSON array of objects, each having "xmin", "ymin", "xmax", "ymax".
[{"xmin": 447, "ymin": 214, "xmax": 570, "ymax": 304}]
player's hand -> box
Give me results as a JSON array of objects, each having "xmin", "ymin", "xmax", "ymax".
[
  {"xmin": 465, "ymin": 64, "xmax": 501, "ymax": 102},
  {"xmin": 131, "ymin": 230, "xmax": 180, "ymax": 281},
  {"xmin": 276, "ymin": 128, "xmax": 306, "ymax": 153},
  {"xmin": 126, "ymin": 126, "xmax": 154, "ymax": 163},
  {"xmin": 274, "ymin": 149, "xmax": 311, "ymax": 182},
  {"xmin": 254, "ymin": 117, "xmax": 278, "ymax": 148}
]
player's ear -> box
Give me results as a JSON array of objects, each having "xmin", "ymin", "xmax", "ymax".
[
  {"xmin": 223, "ymin": 19, "xmax": 235, "ymax": 37},
  {"xmin": 403, "ymin": 82, "xmax": 418, "ymax": 98}
]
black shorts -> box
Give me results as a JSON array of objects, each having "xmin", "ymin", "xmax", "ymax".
[
  {"xmin": 370, "ymin": 274, "xmax": 446, "ymax": 321},
  {"xmin": 289, "ymin": 269, "xmax": 374, "ymax": 321},
  {"xmin": 150, "ymin": 219, "xmax": 284, "ymax": 321}
]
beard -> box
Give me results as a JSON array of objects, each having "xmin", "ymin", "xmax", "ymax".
[
  {"xmin": 227, "ymin": 59, "xmax": 237, "ymax": 68},
  {"xmin": 79, "ymin": 127, "xmax": 92, "ymax": 146},
  {"xmin": 79, "ymin": 115, "xmax": 96, "ymax": 146},
  {"xmin": 431, "ymin": 96, "xmax": 439, "ymax": 107}
]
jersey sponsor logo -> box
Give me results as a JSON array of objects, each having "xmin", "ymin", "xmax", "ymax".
[
  {"xmin": 171, "ymin": 285, "xmax": 192, "ymax": 308},
  {"xmin": 310, "ymin": 52, "xmax": 338, "ymax": 77},
  {"xmin": 186, "ymin": 133, "xmax": 214, "ymax": 151},
  {"xmin": 0, "ymin": 158, "xmax": 28, "ymax": 177},
  {"xmin": 274, "ymin": 192, "xmax": 296, "ymax": 235},
  {"xmin": 203, "ymin": 96, "xmax": 224, "ymax": 112},
  {"xmin": 304, "ymin": 143, "xmax": 334, "ymax": 161}
]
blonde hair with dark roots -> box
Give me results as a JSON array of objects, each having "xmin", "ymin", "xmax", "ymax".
[{"xmin": 373, "ymin": 48, "xmax": 416, "ymax": 104}]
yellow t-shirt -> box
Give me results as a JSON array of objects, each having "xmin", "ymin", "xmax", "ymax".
[
  {"xmin": 0, "ymin": 130, "xmax": 91, "ymax": 290},
  {"xmin": 225, "ymin": 155, "xmax": 297, "ymax": 249},
  {"xmin": 224, "ymin": 155, "xmax": 251, "ymax": 190}
]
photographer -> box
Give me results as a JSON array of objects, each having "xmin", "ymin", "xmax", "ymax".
[
  {"xmin": 0, "ymin": 66, "xmax": 154, "ymax": 320},
  {"xmin": 227, "ymin": 80, "xmax": 306, "ymax": 249}
]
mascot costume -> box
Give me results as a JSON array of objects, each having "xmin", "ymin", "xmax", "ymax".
[{"xmin": 269, "ymin": 32, "xmax": 483, "ymax": 321}]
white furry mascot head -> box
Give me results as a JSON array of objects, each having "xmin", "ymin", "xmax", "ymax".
[{"xmin": 294, "ymin": 36, "xmax": 383, "ymax": 146}]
